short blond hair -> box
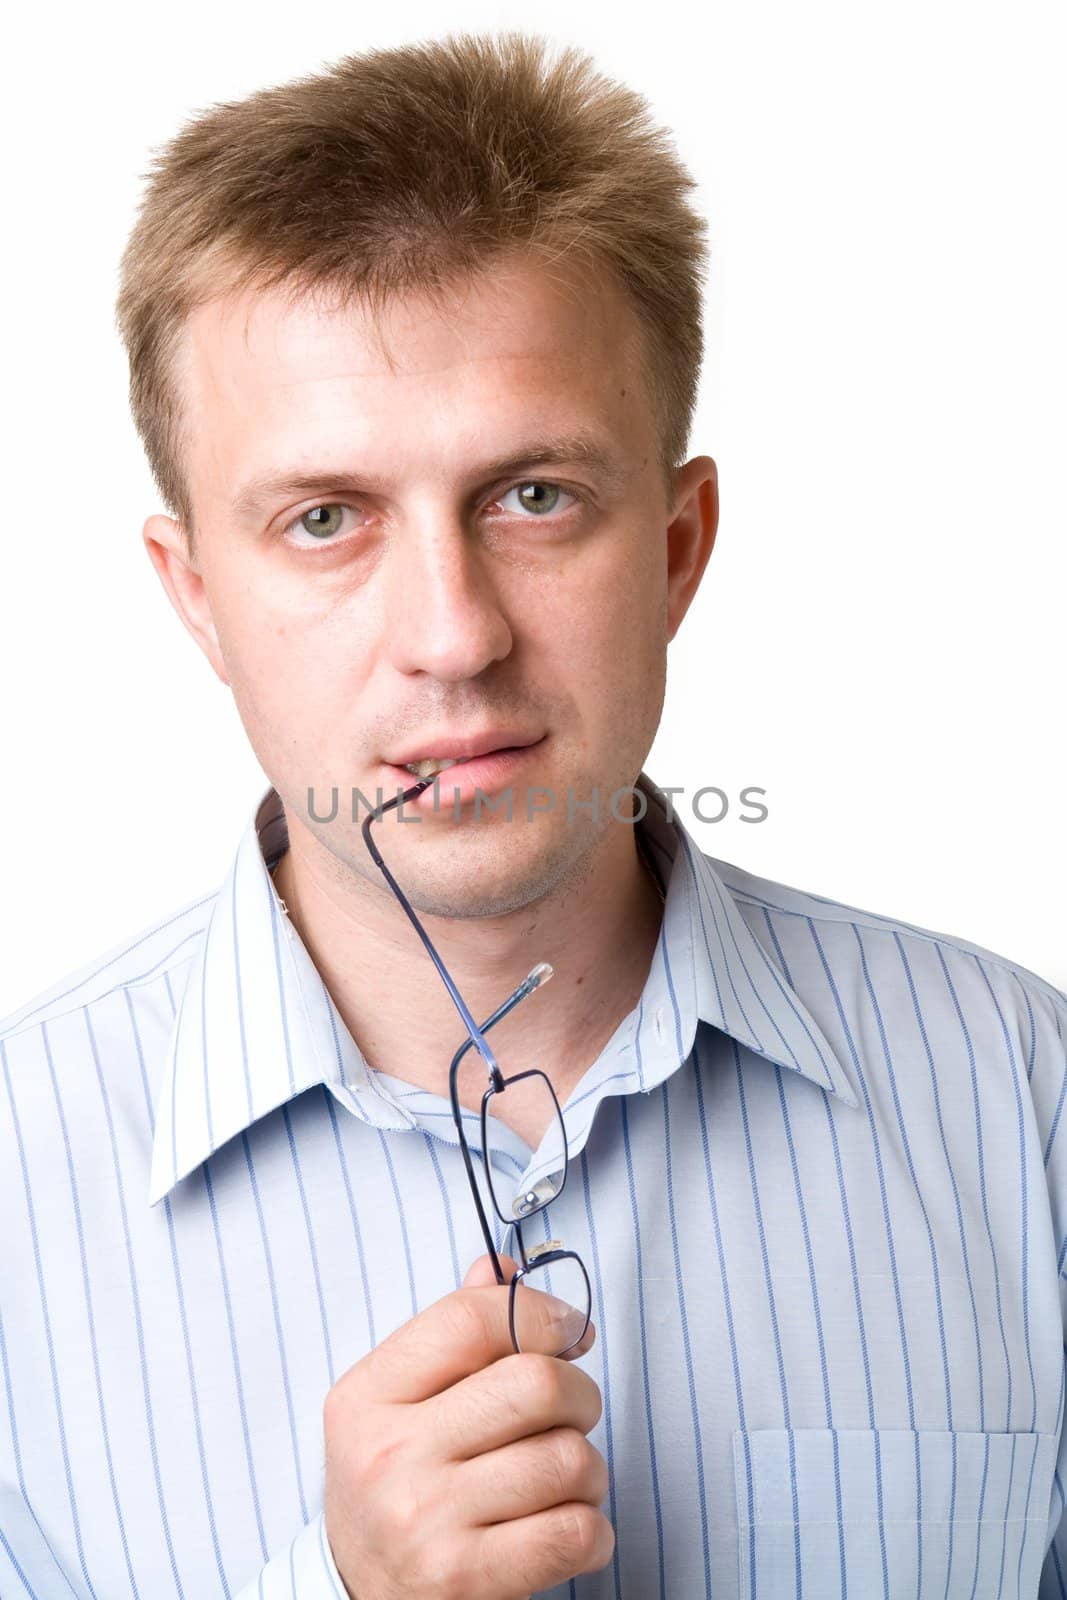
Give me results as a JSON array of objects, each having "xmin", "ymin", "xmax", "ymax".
[{"xmin": 115, "ymin": 30, "xmax": 710, "ymax": 552}]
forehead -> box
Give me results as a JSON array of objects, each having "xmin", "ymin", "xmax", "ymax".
[{"xmin": 177, "ymin": 253, "xmax": 653, "ymax": 494}]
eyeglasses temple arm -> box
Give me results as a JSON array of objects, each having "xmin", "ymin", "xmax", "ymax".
[
  {"xmin": 362, "ymin": 784, "xmax": 502, "ymax": 1077},
  {"xmin": 448, "ymin": 963, "xmax": 553, "ymax": 1078}
]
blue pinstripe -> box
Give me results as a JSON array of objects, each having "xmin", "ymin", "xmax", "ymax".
[
  {"xmin": 87, "ymin": 1007, "xmax": 182, "ymax": 1598},
  {"xmin": 735, "ymin": 1051, "xmax": 803, "ymax": 1594},
  {"xmin": 970, "ymin": 1433, "xmax": 992, "ymax": 1600},
  {"xmin": 946, "ymin": 946, "xmax": 1017, "ymax": 1430},
  {"xmin": 161, "ymin": 1169, "xmax": 230, "ymax": 1592},
  {"xmin": 578, "ymin": 1150, "xmax": 621, "ymax": 1600},
  {"xmin": 10, "ymin": 1029, "xmax": 102, "ymax": 1600},
  {"xmin": 618, "ymin": 1092, "xmax": 666, "ymax": 1600},
  {"xmin": 692, "ymin": 1033, "xmax": 755, "ymax": 1597},
  {"xmin": 661, "ymin": 1073, "xmax": 713, "ymax": 1598},
  {"xmin": 239, "ymin": 1135, "xmax": 309, "ymax": 1527}
]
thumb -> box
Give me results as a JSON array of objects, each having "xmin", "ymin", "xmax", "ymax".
[
  {"xmin": 462, "ymin": 1251, "xmax": 519, "ymax": 1289},
  {"xmin": 461, "ymin": 1251, "xmax": 598, "ymax": 1361}
]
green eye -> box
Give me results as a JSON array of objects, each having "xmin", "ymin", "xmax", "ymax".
[
  {"xmin": 515, "ymin": 482, "xmax": 560, "ymax": 513},
  {"xmin": 300, "ymin": 505, "xmax": 346, "ymax": 538},
  {"xmin": 500, "ymin": 482, "xmax": 577, "ymax": 517}
]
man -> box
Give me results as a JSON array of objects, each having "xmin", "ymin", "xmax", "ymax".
[{"xmin": 2, "ymin": 28, "xmax": 1066, "ymax": 1600}]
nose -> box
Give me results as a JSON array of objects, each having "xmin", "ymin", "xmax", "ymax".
[{"xmin": 382, "ymin": 513, "xmax": 513, "ymax": 681}]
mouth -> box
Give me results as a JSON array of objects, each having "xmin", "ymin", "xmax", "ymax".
[
  {"xmin": 381, "ymin": 737, "xmax": 548, "ymax": 806},
  {"xmin": 402, "ymin": 755, "xmax": 474, "ymax": 779},
  {"xmin": 383, "ymin": 731, "xmax": 544, "ymax": 778}
]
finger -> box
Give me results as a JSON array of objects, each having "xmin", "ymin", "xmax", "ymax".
[
  {"xmin": 473, "ymin": 1501, "xmax": 616, "ymax": 1595},
  {"xmin": 363, "ymin": 1256, "xmax": 591, "ymax": 1406},
  {"xmin": 462, "ymin": 1251, "xmax": 521, "ymax": 1289},
  {"xmin": 430, "ymin": 1348, "xmax": 604, "ymax": 1461},
  {"xmin": 456, "ymin": 1425, "xmax": 609, "ymax": 1526},
  {"xmin": 465, "ymin": 1276, "xmax": 597, "ymax": 1365},
  {"xmin": 462, "ymin": 1253, "xmax": 597, "ymax": 1361}
]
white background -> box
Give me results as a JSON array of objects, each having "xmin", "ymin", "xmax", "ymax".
[{"xmin": 2, "ymin": 0, "xmax": 1064, "ymax": 1014}]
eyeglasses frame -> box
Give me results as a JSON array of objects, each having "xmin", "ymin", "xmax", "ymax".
[{"xmin": 360, "ymin": 775, "xmax": 592, "ymax": 1358}]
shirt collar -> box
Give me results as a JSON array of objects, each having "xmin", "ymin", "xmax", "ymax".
[{"xmin": 148, "ymin": 775, "xmax": 857, "ymax": 1206}]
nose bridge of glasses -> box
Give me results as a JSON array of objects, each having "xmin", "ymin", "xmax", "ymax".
[
  {"xmin": 512, "ymin": 1172, "xmax": 563, "ymax": 1219},
  {"xmin": 526, "ymin": 1237, "xmax": 563, "ymax": 1263}
]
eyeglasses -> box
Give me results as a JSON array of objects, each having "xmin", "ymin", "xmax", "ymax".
[{"xmin": 361, "ymin": 776, "xmax": 592, "ymax": 1359}]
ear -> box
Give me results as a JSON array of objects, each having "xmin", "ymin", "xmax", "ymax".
[
  {"xmin": 142, "ymin": 514, "xmax": 230, "ymax": 686},
  {"xmin": 665, "ymin": 456, "xmax": 719, "ymax": 641}
]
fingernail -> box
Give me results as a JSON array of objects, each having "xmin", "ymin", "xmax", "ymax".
[{"xmin": 549, "ymin": 1304, "xmax": 589, "ymax": 1345}]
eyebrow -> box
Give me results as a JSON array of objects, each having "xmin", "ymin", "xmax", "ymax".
[{"xmin": 230, "ymin": 432, "xmax": 630, "ymax": 520}]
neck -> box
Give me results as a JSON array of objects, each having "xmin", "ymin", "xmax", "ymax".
[{"xmin": 270, "ymin": 804, "xmax": 665, "ymax": 1116}]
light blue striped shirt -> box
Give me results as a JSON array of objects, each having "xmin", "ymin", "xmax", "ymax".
[{"xmin": 3, "ymin": 771, "xmax": 1067, "ymax": 1599}]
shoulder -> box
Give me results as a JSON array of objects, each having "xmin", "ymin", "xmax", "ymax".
[
  {"xmin": 0, "ymin": 890, "xmax": 215, "ymax": 1187},
  {"xmin": 0, "ymin": 890, "xmax": 216, "ymax": 1275},
  {"xmin": 0, "ymin": 886, "xmax": 215, "ymax": 1054},
  {"xmin": 705, "ymin": 849, "xmax": 1067, "ymax": 1045}
]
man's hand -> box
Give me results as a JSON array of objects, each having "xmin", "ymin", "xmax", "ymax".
[{"xmin": 323, "ymin": 1252, "xmax": 614, "ymax": 1599}]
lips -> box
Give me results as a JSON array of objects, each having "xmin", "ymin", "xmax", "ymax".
[
  {"xmin": 379, "ymin": 737, "xmax": 547, "ymax": 809},
  {"xmin": 384, "ymin": 731, "xmax": 543, "ymax": 772}
]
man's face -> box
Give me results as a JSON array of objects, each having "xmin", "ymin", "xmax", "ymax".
[{"xmin": 149, "ymin": 252, "xmax": 714, "ymax": 917}]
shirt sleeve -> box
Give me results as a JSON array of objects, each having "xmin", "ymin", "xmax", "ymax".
[
  {"xmin": 1031, "ymin": 979, "xmax": 1067, "ymax": 1597},
  {"xmin": 234, "ymin": 1509, "xmax": 351, "ymax": 1599},
  {"xmin": 0, "ymin": 1497, "xmax": 347, "ymax": 1600}
]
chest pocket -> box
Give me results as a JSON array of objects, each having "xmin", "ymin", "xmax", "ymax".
[{"xmin": 732, "ymin": 1426, "xmax": 1057, "ymax": 1598}]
